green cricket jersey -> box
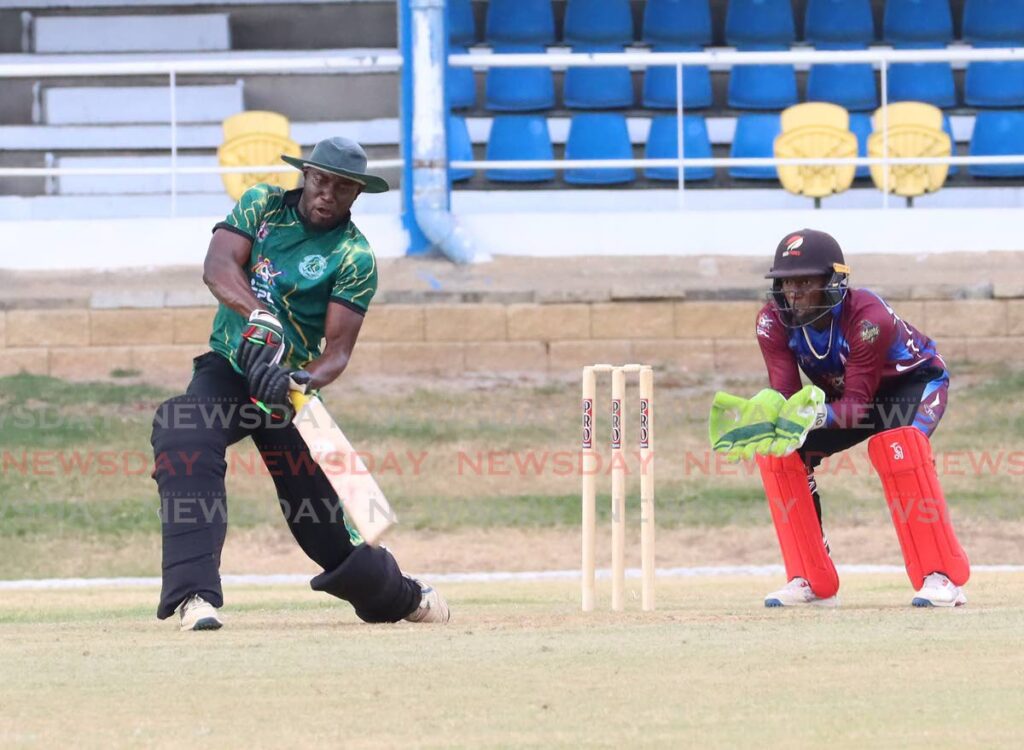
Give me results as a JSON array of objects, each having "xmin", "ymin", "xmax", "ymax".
[{"xmin": 208, "ymin": 184, "xmax": 378, "ymax": 371}]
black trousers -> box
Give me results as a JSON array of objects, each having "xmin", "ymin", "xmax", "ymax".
[
  {"xmin": 151, "ymin": 351, "xmax": 420, "ymax": 622},
  {"xmin": 799, "ymin": 365, "xmax": 949, "ymax": 524}
]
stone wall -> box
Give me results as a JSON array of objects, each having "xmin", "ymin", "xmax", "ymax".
[{"xmin": 0, "ymin": 296, "xmax": 1020, "ymax": 386}]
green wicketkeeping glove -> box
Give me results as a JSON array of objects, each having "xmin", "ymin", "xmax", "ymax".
[
  {"xmin": 770, "ymin": 385, "xmax": 828, "ymax": 456},
  {"xmin": 709, "ymin": 389, "xmax": 786, "ymax": 462}
]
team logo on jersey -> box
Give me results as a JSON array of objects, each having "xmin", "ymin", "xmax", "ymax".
[
  {"xmin": 256, "ymin": 221, "xmax": 270, "ymax": 242},
  {"xmin": 298, "ymin": 254, "xmax": 327, "ymax": 280},
  {"xmin": 782, "ymin": 235, "xmax": 804, "ymax": 257},
  {"xmin": 859, "ymin": 319, "xmax": 880, "ymax": 344},
  {"xmin": 756, "ymin": 312, "xmax": 774, "ymax": 339},
  {"xmin": 252, "ymin": 255, "xmax": 282, "ymax": 286}
]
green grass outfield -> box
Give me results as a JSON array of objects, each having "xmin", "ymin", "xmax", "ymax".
[{"xmin": 2, "ymin": 574, "xmax": 1023, "ymax": 749}]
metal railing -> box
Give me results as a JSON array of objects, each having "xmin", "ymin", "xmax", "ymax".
[{"xmin": 2, "ymin": 46, "xmax": 1024, "ymax": 213}]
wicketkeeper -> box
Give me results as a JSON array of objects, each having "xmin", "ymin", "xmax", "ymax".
[
  {"xmin": 709, "ymin": 229, "xmax": 969, "ymax": 608},
  {"xmin": 151, "ymin": 137, "xmax": 449, "ymax": 631}
]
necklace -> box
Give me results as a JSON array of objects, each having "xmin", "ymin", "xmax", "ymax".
[{"xmin": 802, "ymin": 319, "xmax": 834, "ymax": 360}]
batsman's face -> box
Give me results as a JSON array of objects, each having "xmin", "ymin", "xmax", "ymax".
[
  {"xmin": 300, "ymin": 167, "xmax": 363, "ymax": 229},
  {"xmin": 781, "ymin": 274, "xmax": 828, "ymax": 324}
]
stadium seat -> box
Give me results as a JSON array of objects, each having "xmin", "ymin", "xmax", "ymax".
[
  {"xmin": 805, "ymin": 0, "xmax": 875, "ymax": 47},
  {"xmin": 943, "ymin": 114, "xmax": 959, "ymax": 176},
  {"xmin": 564, "ymin": 113, "xmax": 636, "ymax": 185},
  {"xmin": 563, "ymin": 45, "xmax": 634, "ymax": 109},
  {"xmin": 485, "ymin": 44, "xmax": 556, "ymax": 111},
  {"xmin": 728, "ymin": 48, "xmax": 798, "ymax": 110},
  {"xmin": 563, "ymin": 0, "xmax": 634, "ymax": 46},
  {"xmin": 807, "ymin": 59, "xmax": 878, "ymax": 111},
  {"xmin": 887, "ymin": 60, "xmax": 957, "ymax": 108},
  {"xmin": 485, "ymin": 115, "xmax": 556, "ymax": 182},
  {"xmin": 644, "ymin": 114, "xmax": 715, "ymax": 181},
  {"xmin": 642, "ymin": 45, "xmax": 714, "ymax": 109},
  {"xmin": 730, "ymin": 113, "xmax": 782, "ymax": 179},
  {"xmin": 449, "ymin": 0, "xmax": 476, "ymax": 46},
  {"xmin": 963, "ymin": 0, "xmax": 1024, "ymax": 45},
  {"xmin": 217, "ymin": 111, "xmax": 300, "ymax": 200},
  {"xmin": 883, "ymin": 0, "xmax": 953, "ymax": 48},
  {"xmin": 774, "ymin": 102, "xmax": 858, "ymax": 203},
  {"xmin": 642, "ymin": 0, "xmax": 712, "ymax": 46},
  {"xmin": 725, "ymin": 0, "xmax": 795, "ymax": 47},
  {"xmin": 448, "ymin": 115, "xmax": 474, "ymax": 182},
  {"xmin": 868, "ymin": 101, "xmax": 951, "ymax": 198},
  {"xmin": 448, "ymin": 46, "xmax": 476, "ymax": 109},
  {"xmin": 965, "ymin": 58, "xmax": 1024, "ymax": 108},
  {"xmin": 969, "ymin": 110, "xmax": 1024, "ymax": 177},
  {"xmin": 848, "ymin": 112, "xmax": 872, "ymax": 177},
  {"xmin": 485, "ymin": 0, "xmax": 555, "ymax": 45}
]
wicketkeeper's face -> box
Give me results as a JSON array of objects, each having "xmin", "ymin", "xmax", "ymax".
[
  {"xmin": 300, "ymin": 167, "xmax": 363, "ymax": 228},
  {"xmin": 781, "ymin": 274, "xmax": 829, "ymax": 324}
]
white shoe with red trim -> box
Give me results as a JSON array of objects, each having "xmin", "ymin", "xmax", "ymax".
[
  {"xmin": 764, "ymin": 577, "xmax": 839, "ymax": 608},
  {"xmin": 912, "ymin": 572, "xmax": 967, "ymax": 608}
]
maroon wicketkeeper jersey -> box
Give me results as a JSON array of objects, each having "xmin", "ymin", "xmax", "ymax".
[{"xmin": 756, "ymin": 289, "xmax": 946, "ymax": 428}]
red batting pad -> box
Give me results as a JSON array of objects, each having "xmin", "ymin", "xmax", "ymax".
[
  {"xmin": 757, "ymin": 453, "xmax": 839, "ymax": 599},
  {"xmin": 868, "ymin": 427, "xmax": 970, "ymax": 589}
]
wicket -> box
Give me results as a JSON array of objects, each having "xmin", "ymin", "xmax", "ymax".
[{"xmin": 581, "ymin": 364, "xmax": 655, "ymax": 612}]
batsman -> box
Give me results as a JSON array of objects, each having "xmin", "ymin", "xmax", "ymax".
[
  {"xmin": 709, "ymin": 229, "xmax": 969, "ymax": 608},
  {"xmin": 151, "ymin": 137, "xmax": 449, "ymax": 630}
]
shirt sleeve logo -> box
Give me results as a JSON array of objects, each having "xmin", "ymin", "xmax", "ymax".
[
  {"xmin": 298, "ymin": 254, "xmax": 328, "ymax": 280},
  {"xmin": 756, "ymin": 312, "xmax": 774, "ymax": 338},
  {"xmin": 859, "ymin": 319, "xmax": 880, "ymax": 344}
]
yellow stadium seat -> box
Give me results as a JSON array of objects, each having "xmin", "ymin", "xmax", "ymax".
[
  {"xmin": 217, "ymin": 111, "xmax": 301, "ymax": 200},
  {"xmin": 774, "ymin": 103, "xmax": 858, "ymax": 204},
  {"xmin": 867, "ymin": 102, "xmax": 951, "ymax": 201}
]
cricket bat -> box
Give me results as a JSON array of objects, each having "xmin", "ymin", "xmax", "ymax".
[{"xmin": 289, "ymin": 388, "xmax": 396, "ymax": 546}]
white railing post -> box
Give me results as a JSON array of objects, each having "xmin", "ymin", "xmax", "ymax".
[
  {"xmin": 880, "ymin": 59, "xmax": 889, "ymax": 210},
  {"xmin": 169, "ymin": 69, "xmax": 178, "ymax": 217},
  {"xmin": 676, "ymin": 62, "xmax": 685, "ymax": 208}
]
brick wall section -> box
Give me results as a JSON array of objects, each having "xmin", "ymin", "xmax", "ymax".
[{"xmin": 0, "ymin": 299, "xmax": 1021, "ymax": 382}]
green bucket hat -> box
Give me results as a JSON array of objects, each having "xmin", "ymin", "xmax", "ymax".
[{"xmin": 281, "ymin": 136, "xmax": 389, "ymax": 193}]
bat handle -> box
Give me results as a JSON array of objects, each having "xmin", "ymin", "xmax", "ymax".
[{"xmin": 288, "ymin": 372, "xmax": 312, "ymax": 411}]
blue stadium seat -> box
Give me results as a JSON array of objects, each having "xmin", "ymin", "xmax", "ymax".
[
  {"xmin": 729, "ymin": 113, "xmax": 782, "ymax": 179},
  {"xmin": 805, "ymin": 0, "xmax": 875, "ymax": 47},
  {"xmin": 484, "ymin": 115, "xmax": 556, "ymax": 182},
  {"xmin": 725, "ymin": 0, "xmax": 795, "ymax": 47},
  {"xmin": 965, "ymin": 59, "xmax": 1024, "ymax": 108},
  {"xmin": 733, "ymin": 112, "xmax": 778, "ymax": 179},
  {"xmin": 848, "ymin": 112, "xmax": 872, "ymax": 178},
  {"xmin": 969, "ymin": 110, "xmax": 1024, "ymax": 177},
  {"xmin": 448, "ymin": 115, "xmax": 474, "ymax": 182},
  {"xmin": 563, "ymin": 45, "xmax": 634, "ymax": 109},
  {"xmin": 807, "ymin": 59, "xmax": 878, "ymax": 111},
  {"xmin": 883, "ymin": 0, "xmax": 953, "ymax": 48},
  {"xmin": 565, "ymin": 113, "xmax": 636, "ymax": 185},
  {"xmin": 728, "ymin": 47, "xmax": 798, "ymax": 110},
  {"xmin": 642, "ymin": 45, "xmax": 713, "ymax": 109},
  {"xmin": 642, "ymin": 0, "xmax": 712, "ymax": 46},
  {"xmin": 448, "ymin": 47, "xmax": 476, "ymax": 109},
  {"xmin": 449, "ymin": 0, "xmax": 476, "ymax": 46},
  {"xmin": 485, "ymin": 44, "xmax": 556, "ymax": 111},
  {"xmin": 644, "ymin": 114, "xmax": 715, "ymax": 181},
  {"xmin": 485, "ymin": 0, "xmax": 555, "ymax": 45},
  {"xmin": 564, "ymin": 0, "xmax": 634, "ymax": 46},
  {"xmin": 963, "ymin": 0, "xmax": 1024, "ymax": 44},
  {"xmin": 887, "ymin": 61, "xmax": 957, "ymax": 108}
]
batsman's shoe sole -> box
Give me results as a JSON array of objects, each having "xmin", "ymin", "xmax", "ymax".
[
  {"xmin": 182, "ymin": 617, "xmax": 223, "ymax": 632},
  {"xmin": 911, "ymin": 595, "xmax": 967, "ymax": 608}
]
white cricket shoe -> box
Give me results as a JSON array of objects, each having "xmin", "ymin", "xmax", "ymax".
[
  {"xmin": 178, "ymin": 594, "xmax": 223, "ymax": 632},
  {"xmin": 764, "ymin": 577, "xmax": 839, "ymax": 608},
  {"xmin": 404, "ymin": 579, "xmax": 450, "ymax": 624},
  {"xmin": 912, "ymin": 572, "xmax": 967, "ymax": 608}
]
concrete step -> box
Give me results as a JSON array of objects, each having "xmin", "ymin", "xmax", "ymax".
[
  {"xmin": 52, "ymin": 154, "xmax": 224, "ymax": 195},
  {"xmin": 42, "ymin": 82, "xmax": 244, "ymax": 124},
  {"xmin": 30, "ymin": 14, "xmax": 231, "ymax": 53}
]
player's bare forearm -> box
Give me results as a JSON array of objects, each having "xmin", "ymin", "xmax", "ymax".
[
  {"xmin": 203, "ymin": 229, "xmax": 263, "ymax": 318},
  {"xmin": 304, "ymin": 301, "xmax": 365, "ymax": 389}
]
